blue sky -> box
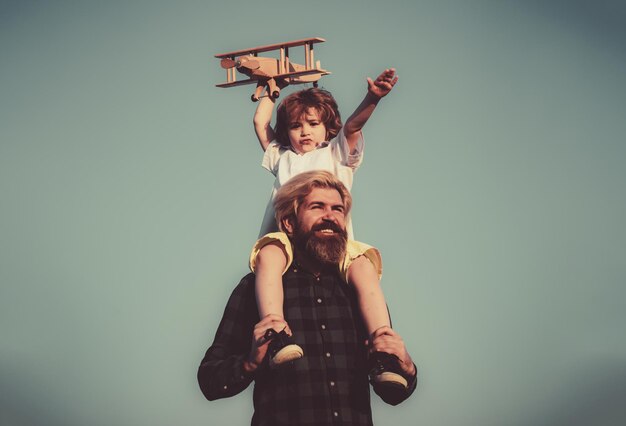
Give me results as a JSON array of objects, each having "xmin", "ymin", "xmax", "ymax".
[{"xmin": 1, "ymin": 1, "xmax": 625, "ymax": 425}]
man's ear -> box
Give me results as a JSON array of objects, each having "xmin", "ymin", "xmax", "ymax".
[{"xmin": 282, "ymin": 216, "xmax": 295, "ymax": 235}]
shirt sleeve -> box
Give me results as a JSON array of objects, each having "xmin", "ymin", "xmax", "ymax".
[
  {"xmin": 197, "ymin": 275, "xmax": 258, "ymax": 400},
  {"xmin": 330, "ymin": 127, "xmax": 364, "ymax": 170},
  {"xmin": 261, "ymin": 141, "xmax": 283, "ymax": 175}
]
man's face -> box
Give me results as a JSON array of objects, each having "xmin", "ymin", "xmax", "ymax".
[{"xmin": 285, "ymin": 187, "xmax": 348, "ymax": 266}]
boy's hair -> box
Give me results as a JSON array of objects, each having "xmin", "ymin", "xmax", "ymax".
[
  {"xmin": 274, "ymin": 88, "xmax": 343, "ymax": 147},
  {"xmin": 274, "ymin": 170, "xmax": 352, "ymax": 234}
]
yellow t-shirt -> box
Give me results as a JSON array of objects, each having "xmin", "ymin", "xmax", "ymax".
[{"xmin": 250, "ymin": 232, "xmax": 382, "ymax": 283}]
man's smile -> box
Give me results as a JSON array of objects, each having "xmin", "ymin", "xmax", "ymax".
[{"xmin": 311, "ymin": 221, "xmax": 344, "ymax": 238}]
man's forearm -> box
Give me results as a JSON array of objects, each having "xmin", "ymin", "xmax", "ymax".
[{"xmin": 198, "ymin": 352, "xmax": 254, "ymax": 401}]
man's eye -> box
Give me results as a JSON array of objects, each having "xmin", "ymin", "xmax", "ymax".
[{"xmin": 310, "ymin": 122, "xmax": 320, "ymax": 126}]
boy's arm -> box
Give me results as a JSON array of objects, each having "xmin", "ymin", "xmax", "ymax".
[
  {"xmin": 343, "ymin": 68, "xmax": 398, "ymax": 153},
  {"xmin": 253, "ymin": 95, "xmax": 277, "ymax": 151}
]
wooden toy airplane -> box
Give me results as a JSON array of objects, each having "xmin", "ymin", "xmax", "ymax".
[{"xmin": 215, "ymin": 37, "xmax": 331, "ymax": 102}]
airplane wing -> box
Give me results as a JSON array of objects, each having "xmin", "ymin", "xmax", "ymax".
[
  {"xmin": 215, "ymin": 37, "xmax": 325, "ymax": 58},
  {"xmin": 274, "ymin": 68, "xmax": 331, "ymax": 79},
  {"xmin": 215, "ymin": 79, "xmax": 259, "ymax": 88},
  {"xmin": 216, "ymin": 68, "xmax": 331, "ymax": 88}
]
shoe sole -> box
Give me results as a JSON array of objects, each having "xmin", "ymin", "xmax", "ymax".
[
  {"xmin": 372, "ymin": 371, "xmax": 408, "ymax": 389},
  {"xmin": 270, "ymin": 344, "xmax": 304, "ymax": 368}
]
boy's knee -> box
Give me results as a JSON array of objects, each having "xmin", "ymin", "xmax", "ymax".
[
  {"xmin": 257, "ymin": 242, "xmax": 288, "ymax": 268},
  {"xmin": 347, "ymin": 255, "xmax": 379, "ymax": 282},
  {"xmin": 351, "ymin": 255, "xmax": 376, "ymax": 269}
]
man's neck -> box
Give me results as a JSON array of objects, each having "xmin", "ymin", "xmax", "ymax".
[{"xmin": 293, "ymin": 249, "xmax": 337, "ymax": 277}]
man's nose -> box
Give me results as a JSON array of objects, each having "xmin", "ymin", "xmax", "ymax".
[{"xmin": 321, "ymin": 209, "xmax": 337, "ymax": 221}]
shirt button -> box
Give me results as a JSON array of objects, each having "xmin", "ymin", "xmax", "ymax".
[
  {"xmin": 316, "ymin": 276, "xmax": 320, "ymax": 281},
  {"xmin": 326, "ymin": 352, "xmax": 331, "ymax": 358},
  {"xmin": 320, "ymin": 324, "xmax": 326, "ymax": 330},
  {"xmin": 316, "ymin": 298, "xmax": 323, "ymax": 304},
  {"xmin": 333, "ymin": 411, "xmax": 339, "ymax": 417},
  {"xmin": 330, "ymin": 381, "xmax": 335, "ymax": 387},
  {"xmin": 223, "ymin": 385, "xmax": 228, "ymax": 390},
  {"xmin": 293, "ymin": 268, "xmax": 298, "ymax": 273}
]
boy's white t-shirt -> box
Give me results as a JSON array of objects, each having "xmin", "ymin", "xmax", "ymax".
[{"xmin": 258, "ymin": 128, "xmax": 364, "ymax": 239}]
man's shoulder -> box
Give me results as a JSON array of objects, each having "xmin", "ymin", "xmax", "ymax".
[
  {"xmin": 222, "ymin": 273, "xmax": 258, "ymax": 316},
  {"xmin": 233, "ymin": 272, "xmax": 255, "ymax": 293},
  {"xmin": 224, "ymin": 273, "xmax": 255, "ymax": 302}
]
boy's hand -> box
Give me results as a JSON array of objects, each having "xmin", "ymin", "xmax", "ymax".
[{"xmin": 367, "ymin": 68, "xmax": 398, "ymax": 99}]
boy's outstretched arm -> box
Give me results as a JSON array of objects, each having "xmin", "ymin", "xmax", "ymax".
[
  {"xmin": 253, "ymin": 96, "xmax": 277, "ymax": 151},
  {"xmin": 343, "ymin": 68, "xmax": 398, "ymax": 153}
]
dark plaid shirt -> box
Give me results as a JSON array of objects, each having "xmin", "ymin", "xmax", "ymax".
[{"xmin": 198, "ymin": 264, "xmax": 417, "ymax": 426}]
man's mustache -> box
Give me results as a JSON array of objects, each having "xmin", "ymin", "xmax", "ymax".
[{"xmin": 311, "ymin": 221, "xmax": 345, "ymax": 234}]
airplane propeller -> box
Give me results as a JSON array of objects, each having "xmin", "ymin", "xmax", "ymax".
[
  {"xmin": 220, "ymin": 58, "xmax": 237, "ymax": 69},
  {"xmin": 220, "ymin": 57, "xmax": 260, "ymax": 70}
]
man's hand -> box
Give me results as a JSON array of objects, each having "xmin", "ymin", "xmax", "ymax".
[
  {"xmin": 367, "ymin": 68, "xmax": 398, "ymax": 99},
  {"xmin": 369, "ymin": 326, "xmax": 416, "ymax": 378},
  {"xmin": 244, "ymin": 314, "xmax": 292, "ymax": 373}
]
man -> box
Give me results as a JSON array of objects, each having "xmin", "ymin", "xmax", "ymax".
[{"xmin": 197, "ymin": 171, "xmax": 417, "ymax": 425}]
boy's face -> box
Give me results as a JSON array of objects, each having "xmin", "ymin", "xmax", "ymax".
[{"xmin": 287, "ymin": 108, "xmax": 327, "ymax": 154}]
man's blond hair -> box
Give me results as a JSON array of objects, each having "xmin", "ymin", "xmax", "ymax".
[{"xmin": 273, "ymin": 171, "xmax": 352, "ymax": 234}]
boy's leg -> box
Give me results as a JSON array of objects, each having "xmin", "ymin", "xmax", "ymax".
[
  {"xmin": 346, "ymin": 256, "xmax": 391, "ymax": 336},
  {"xmin": 254, "ymin": 242, "xmax": 287, "ymax": 319},
  {"xmin": 346, "ymin": 253, "xmax": 408, "ymax": 389},
  {"xmin": 252, "ymin": 237, "xmax": 303, "ymax": 367}
]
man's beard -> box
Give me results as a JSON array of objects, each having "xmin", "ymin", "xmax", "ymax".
[{"xmin": 292, "ymin": 221, "xmax": 348, "ymax": 267}]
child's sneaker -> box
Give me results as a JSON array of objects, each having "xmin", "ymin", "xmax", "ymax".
[
  {"xmin": 368, "ymin": 351, "xmax": 408, "ymax": 389},
  {"xmin": 264, "ymin": 328, "xmax": 304, "ymax": 368}
]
